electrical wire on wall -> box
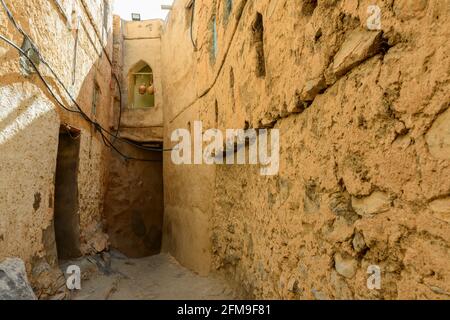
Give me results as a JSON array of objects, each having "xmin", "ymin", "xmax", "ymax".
[
  {"xmin": 112, "ymin": 72, "xmax": 123, "ymax": 142},
  {"xmin": 0, "ymin": 0, "xmax": 170, "ymax": 162},
  {"xmin": 0, "ymin": 33, "xmax": 163, "ymax": 162}
]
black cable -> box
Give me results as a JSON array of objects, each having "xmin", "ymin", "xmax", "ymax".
[
  {"xmin": 98, "ymin": 127, "xmax": 161, "ymax": 162},
  {"xmin": 0, "ymin": 34, "xmax": 169, "ymax": 162},
  {"xmin": 0, "ymin": 0, "xmax": 170, "ymax": 154},
  {"xmin": 0, "ymin": 35, "xmax": 81, "ymax": 115},
  {"xmin": 1, "ymin": 0, "xmax": 27, "ymax": 40},
  {"xmin": 64, "ymin": 125, "xmax": 81, "ymax": 140}
]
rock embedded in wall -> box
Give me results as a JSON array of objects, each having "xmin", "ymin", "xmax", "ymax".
[
  {"xmin": 334, "ymin": 253, "xmax": 358, "ymax": 279},
  {"xmin": 326, "ymin": 29, "xmax": 384, "ymax": 85},
  {"xmin": 426, "ymin": 108, "xmax": 450, "ymax": 160},
  {"xmin": 300, "ymin": 76, "xmax": 327, "ymax": 103},
  {"xmin": 428, "ymin": 197, "xmax": 450, "ymax": 223},
  {"xmin": 351, "ymin": 191, "xmax": 392, "ymax": 217}
]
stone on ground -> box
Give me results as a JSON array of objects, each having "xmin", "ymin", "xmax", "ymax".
[{"xmin": 0, "ymin": 258, "xmax": 37, "ymax": 300}]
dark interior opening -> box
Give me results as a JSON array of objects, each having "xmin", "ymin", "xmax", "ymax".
[
  {"xmin": 54, "ymin": 129, "xmax": 82, "ymax": 260},
  {"xmin": 103, "ymin": 143, "xmax": 165, "ymax": 258},
  {"xmin": 252, "ymin": 12, "xmax": 266, "ymax": 78}
]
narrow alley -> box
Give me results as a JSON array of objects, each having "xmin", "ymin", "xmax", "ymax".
[
  {"xmin": 0, "ymin": 0, "xmax": 449, "ymax": 302},
  {"xmin": 64, "ymin": 253, "xmax": 234, "ymax": 300}
]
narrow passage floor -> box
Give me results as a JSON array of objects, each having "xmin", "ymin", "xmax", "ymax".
[{"xmin": 62, "ymin": 252, "xmax": 235, "ymax": 300}]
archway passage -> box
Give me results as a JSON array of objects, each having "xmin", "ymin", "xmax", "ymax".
[{"xmin": 54, "ymin": 129, "xmax": 81, "ymax": 260}]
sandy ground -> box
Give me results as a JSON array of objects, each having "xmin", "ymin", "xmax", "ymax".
[{"xmin": 62, "ymin": 252, "xmax": 235, "ymax": 300}]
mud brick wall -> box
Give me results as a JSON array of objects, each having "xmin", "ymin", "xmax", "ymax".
[{"xmin": 162, "ymin": 0, "xmax": 450, "ymax": 299}]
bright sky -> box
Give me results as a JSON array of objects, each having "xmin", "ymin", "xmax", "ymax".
[{"xmin": 113, "ymin": 0, "xmax": 174, "ymax": 21}]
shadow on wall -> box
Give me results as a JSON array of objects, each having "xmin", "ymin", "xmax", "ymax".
[
  {"xmin": 0, "ymin": 51, "xmax": 111, "ymax": 297},
  {"xmin": 0, "ymin": 30, "xmax": 164, "ymax": 297},
  {"xmin": 104, "ymin": 141, "xmax": 164, "ymax": 258}
]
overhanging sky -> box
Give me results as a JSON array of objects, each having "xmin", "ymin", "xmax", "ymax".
[{"xmin": 113, "ymin": 0, "xmax": 174, "ymax": 21}]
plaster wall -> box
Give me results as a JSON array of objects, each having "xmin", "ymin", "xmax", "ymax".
[
  {"xmin": 161, "ymin": 0, "xmax": 450, "ymax": 299},
  {"xmin": 161, "ymin": 0, "xmax": 217, "ymax": 276},
  {"xmin": 118, "ymin": 18, "xmax": 164, "ymax": 142},
  {"xmin": 103, "ymin": 142, "xmax": 164, "ymax": 258},
  {"xmin": 0, "ymin": 0, "xmax": 113, "ymax": 297}
]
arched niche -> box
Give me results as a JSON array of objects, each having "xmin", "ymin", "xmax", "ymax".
[{"xmin": 128, "ymin": 61, "xmax": 155, "ymax": 109}]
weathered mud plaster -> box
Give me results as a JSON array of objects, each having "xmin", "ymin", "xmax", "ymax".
[
  {"xmin": 161, "ymin": 0, "xmax": 218, "ymax": 274},
  {"xmin": 162, "ymin": 0, "xmax": 450, "ymax": 299},
  {"xmin": 116, "ymin": 18, "xmax": 164, "ymax": 143},
  {"xmin": 0, "ymin": 0, "xmax": 113, "ymax": 298},
  {"xmin": 1, "ymin": 0, "xmax": 449, "ymax": 301},
  {"xmin": 104, "ymin": 142, "xmax": 164, "ymax": 258}
]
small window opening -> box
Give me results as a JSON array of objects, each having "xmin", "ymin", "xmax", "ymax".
[
  {"xmin": 224, "ymin": 0, "xmax": 232, "ymax": 23},
  {"xmin": 92, "ymin": 83, "xmax": 100, "ymax": 116},
  {"xmin": 302, "ymin": 0, "xmax": 318, "ymax": 17},
  {"xmin": 210, "ymin": 15, "xmax": 218, "ymax": 63},
  {"xmin": 130, "ymin": 64, "xmax": 155, "ymax": 109},
  {"xmin": 103, "ymin": 0, "xmax": 109, "ymax": 34}
]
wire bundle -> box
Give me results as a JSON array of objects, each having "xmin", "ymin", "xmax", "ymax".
[{"xmin": 0, "ymin": 0, "xmax": 169, "ymax": 162}]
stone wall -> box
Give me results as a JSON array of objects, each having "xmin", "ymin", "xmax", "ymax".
[
  {"xmin": 0, "ymin": 0, "xmax": 113, "ymax": 297},
  {"xmin": 161, "ymin": 0, "xmax": 450, "ymax": 299}
]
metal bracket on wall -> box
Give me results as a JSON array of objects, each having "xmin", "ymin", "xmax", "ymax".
[{"xmin": 19, "ymin": 37, "xmax": 40, "ymax": 76}]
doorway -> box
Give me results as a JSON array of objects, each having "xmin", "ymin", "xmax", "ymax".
[
  {"xmin": 103, "ymin": 142, "xmax": 164, "ymax": 258},
  {"xmin": 54, "ymin": 128, "xmax": 81, "ymax": 260}
]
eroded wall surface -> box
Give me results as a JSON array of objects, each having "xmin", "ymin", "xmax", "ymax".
[
  {"xmin": 0, "ymin": 0, "xmax": 113, "ymax": 297},
  {"xmin": 162, "ymin": 0, "xmax": 450, "ymax": 299},
  {"xmin": 118, "ymin": 18, "xmax": 164, "ymax": 143},
  {"xmin": 161, "ymin": 0, "xmax": 217, "ymax": 276}
]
